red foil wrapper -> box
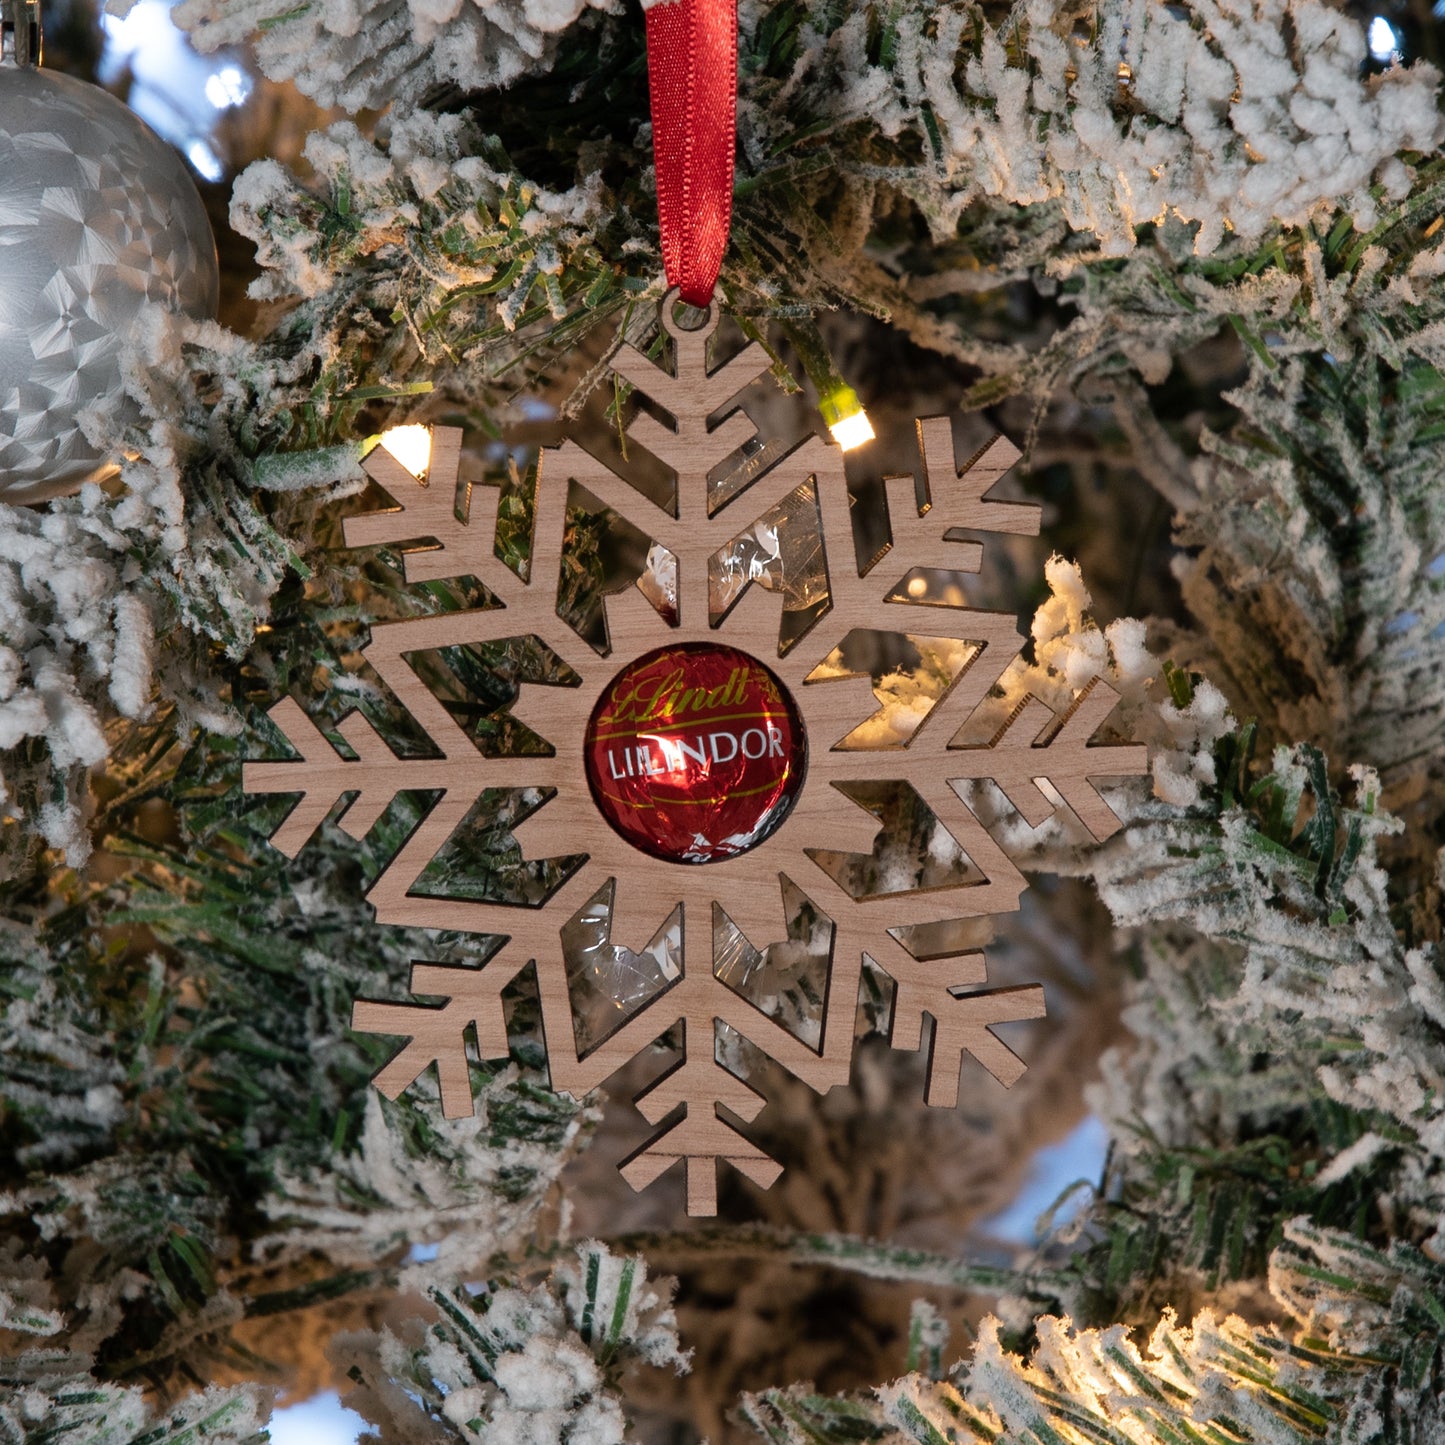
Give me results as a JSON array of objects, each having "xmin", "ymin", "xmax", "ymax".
[{"xmin": 584, "ymin": 642, "xmax": 807, "ymax": 864}]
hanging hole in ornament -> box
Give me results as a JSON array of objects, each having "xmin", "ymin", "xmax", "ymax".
[{"xmin": 661, "ymin": 286, "xmax": 720, "ymax": 339}]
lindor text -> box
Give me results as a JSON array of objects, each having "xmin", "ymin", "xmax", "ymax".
[{"xmin": 606, "ymin": 724, "xmax": 786, "ymax": 779}]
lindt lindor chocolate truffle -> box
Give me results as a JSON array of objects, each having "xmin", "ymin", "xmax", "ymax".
[{"xmin": 583, "ymin": 642, "xmax": 807, "ymax": 864}]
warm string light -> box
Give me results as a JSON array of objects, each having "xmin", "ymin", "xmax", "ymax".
[
  {"xmin": 826, "ymin": 405, "xmax": 876, "ymax": 452},
  {"xmin": 782, "ymin": 319, "xmax": 876, "ymax": 453},
  {"xmin": 820, "ymin": 383, "xmax": 875, "ymax": 452},
  {"xmin": 377, "ymin": 424, "xmax": 433, "ymax": 478}
]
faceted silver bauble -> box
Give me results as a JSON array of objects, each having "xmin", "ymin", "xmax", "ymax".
[{"xmin": 0, "ymin": 65, "xmax": 219, "ymax": 504}]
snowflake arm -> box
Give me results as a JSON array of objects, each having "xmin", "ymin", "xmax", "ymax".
[
  {"xmin": 340, "ymin": 429, "xmax": 501, "ymax": 587},
  {"xmin": 943, "ymin": 679, "xmax": 1150, "ymax": 840},
  {"xmin": 915, "ymin": 421, "xmax": 1043, "ymax": 541},
  {"xmin": 884, "ymin": 952, "xmax": 1048, "ymax": 1103},
  {"xmin": 242, "ymin": 697, "xmax": 554, "ymax": 857},
  {"xmin": 620, "ymin": 1048, "xmax": 783, "ymax": 1217}
]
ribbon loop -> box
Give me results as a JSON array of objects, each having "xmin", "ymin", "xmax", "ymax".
[{"xmin": 645, "ymin": 0, "xmax": 737, "ymax": 308}]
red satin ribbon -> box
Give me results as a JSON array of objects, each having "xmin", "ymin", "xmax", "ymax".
[{"xmin": 645, "ymin": 0, "xmax": 737, "ymax": 307}]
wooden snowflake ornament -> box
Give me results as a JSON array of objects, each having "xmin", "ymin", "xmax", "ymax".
[{"xmin": 244, "ymin": 295, "xmax": 1148, "ymax": 1216}]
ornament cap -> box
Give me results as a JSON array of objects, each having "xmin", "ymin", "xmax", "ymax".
[{"xmin": 1, "ymin": 0, "xmax": 40, "ymax": 68}]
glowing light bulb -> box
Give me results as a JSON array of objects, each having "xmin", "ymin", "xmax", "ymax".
[
  {"xmin": 820, "ymin": 385, "xmax": 875, "ymax": 452},
  {"xmin": 828, "ymin": 409, "xmax": 876, "ymax": 451},
  {"xmin": 379, "ymin": 425, "xmax": 432, "ymax": 478}
]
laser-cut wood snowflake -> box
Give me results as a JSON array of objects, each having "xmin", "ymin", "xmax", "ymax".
[{"xmin": 244, "ymin": 296, "xmax": 1148, "ymax": 1215}]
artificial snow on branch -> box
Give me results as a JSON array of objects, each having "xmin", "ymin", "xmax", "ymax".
[
  {"xmin": 787, "ymin": 0, "xmax": 1444, "ymax": 253},
  {"xmin": 171, "ymin": 0, "xmax": 621, "ymax": 111},
  {"xmin": 0, "ymin": 309, "xmax": 360, "ymax": 869},
  {"xmin": 335, "ymin": 1243, "xmax": 688, "ymax": 1442}
]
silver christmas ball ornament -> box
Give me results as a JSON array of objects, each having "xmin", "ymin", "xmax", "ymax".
[{"xmin": 0, "ymin": 46, "xmax": 220, "ymax": 503}]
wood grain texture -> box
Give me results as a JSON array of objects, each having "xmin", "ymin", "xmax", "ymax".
[{"xmin": 244, "ymin": 291, "xmax": 1148, "ymax": 1214}]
